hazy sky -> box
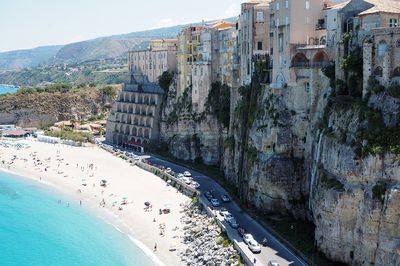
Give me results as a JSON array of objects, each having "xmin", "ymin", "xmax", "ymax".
[{"xmin": 0, "ymin": 0, "xmax": 243, "ymax": 52}]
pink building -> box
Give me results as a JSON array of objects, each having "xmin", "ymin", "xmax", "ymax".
[{"xmin": 128, "ymin": 39, "xmax": 178, "ymax": 83}]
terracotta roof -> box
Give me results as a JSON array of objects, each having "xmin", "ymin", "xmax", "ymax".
[{"xmin": 359, "ymin": 0, "xmax": 400, "ymax": 16}]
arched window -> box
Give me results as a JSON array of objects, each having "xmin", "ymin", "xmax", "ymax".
[
  {"xmin": 393, "ymin": 67, "xmax": 400, "ymax": 77},
  {"xmin": 291, "ymin": 53, "xmax": 309, "ymax": 67},
  {"xmin": 308, "ymin": 37, "xmax": 315, "ymax": 45},
  {"xmin": 313, "ymin": 51, "xmax": 329, "ymax": 65},
  {"xmin": 320, "ymin": 36, "xmax": 327, "ymax": 46},
  {"xmin": 374, "ymin": 66, "xmax": 383, "ymax": 77},
  {"xmin": 377, "ymin": 40, "xmax": 387, "ymax": 57},
  {"xmin": 396, "ymin": 39, "xmax": 400, "ymax": 48}
]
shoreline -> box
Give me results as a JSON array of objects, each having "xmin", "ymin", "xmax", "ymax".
[
  {"xmin": 0, "ymin": 168, "xmax": 164, "ymax": 266},
  {"xmin": 0, "ymin": 139, "xmax": 190, "ymax": 265}
]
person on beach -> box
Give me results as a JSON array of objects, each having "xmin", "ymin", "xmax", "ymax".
[
  {"xmin": 154, "ymin": 243, "xmax": 157, "ymax": 252},
  {"xmin": 80, "ymin": 200, "xmax": 82, "ymax": 206}
]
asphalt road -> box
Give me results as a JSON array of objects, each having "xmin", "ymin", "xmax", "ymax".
[{"xmin": 146, "ymin": 155, "xmax": 309, "ymax": 266}]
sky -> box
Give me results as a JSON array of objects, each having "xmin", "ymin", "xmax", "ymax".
[{"xmin": 0, "ymin": 0, "xmax": 244, "ymax": 52}]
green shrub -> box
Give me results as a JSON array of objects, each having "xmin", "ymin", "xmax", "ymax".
[
  {"xmin": 204, "ymin": 82, "xmax": 231, "ymax": 128},
  {"xmin": 387, "ymin": 83, "xmax": 400, "ymax": 98},
  {"xmin": 158, "ymin": 71, "xmax": 174, "ymax": 92},
  {"xmin": 320, "ymin": 174, "xmax": 344, "ymax": 191},
  {"xmin": 224, "ymin": 136, "xmax": 235, "ymax": 150}
]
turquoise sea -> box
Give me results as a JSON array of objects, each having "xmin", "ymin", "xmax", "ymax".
[
  {"xmin": 0, "ymin": 171, "xmax": 156, "ymax": 266},
  {"xmin": 0, "ymin": 85, "xmax": 18, "ymax": 94}
]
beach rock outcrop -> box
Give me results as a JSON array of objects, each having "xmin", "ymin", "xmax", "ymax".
[{"xmin": 179, "ymin": 204, "xmax": 240, "ymax": 266}]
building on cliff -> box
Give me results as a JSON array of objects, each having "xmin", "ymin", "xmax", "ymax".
[
  {"xmin": 269, "ymin": 0, "xmax": 332, "ymax": 88},
  {"xmin": 128, "ymin": 39, "xmax": 177, "ymax": 83},
  {"xmin": 176, "ymin": 21, "xmax": 237, "ymax": 112},
  {"xmin": 191, "ymin": 21, "xmax": 237, "ymax": 112},
  {"xmin": 332, "ymin": 0, "xmax": 400, "ymax": 92},
  {"xmin": 105, "ymin": 72, "xmax": 164, "ymax": 150},
  {"xmin": 237, "ymin": 0, "xmax": 271, "ymax": 86},
  {"xmin": 176, "ymin": 25, "xmax": 208, "ymax": 96}
]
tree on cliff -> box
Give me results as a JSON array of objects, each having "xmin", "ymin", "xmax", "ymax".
[{"xmin": 158, "ymin": 71, "xmax": 174, "ymax": 92}]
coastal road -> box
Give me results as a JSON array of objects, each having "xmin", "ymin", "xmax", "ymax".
[{"xmin": 145, "ymin": 155, "xmax": 309, "ymax": 266}]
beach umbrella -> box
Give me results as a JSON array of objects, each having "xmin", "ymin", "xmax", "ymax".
[{"xmin": 144, "ymin": 201, "xmax": 150, "ymax": 206}]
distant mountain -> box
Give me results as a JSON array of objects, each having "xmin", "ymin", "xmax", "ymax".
[
  {"xmin": 0, "ymin": 17, "xmax": 236, "ymax": 70},
  {"xmin": 0, "ymin": 46, "xmax": 62, "ymax": 70},
  {"xmin": 52, "ymin": 37, "xmax": 152, "ymax": 64}
]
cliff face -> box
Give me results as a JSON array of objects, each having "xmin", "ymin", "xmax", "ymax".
[
  {"xmin": 159, "ymin": 85, "xmax": 226, "ymax": 166},
  {"xmin": 160, "ymin": 68, "xmax": 400, "ymax": 264},
  {"xmin": 310, "ymin": 95, "xmax": 400, "ymax": 265},
  {"xmin": 0, "ymin": 88, "xmax": 115, "ymax": 128}
]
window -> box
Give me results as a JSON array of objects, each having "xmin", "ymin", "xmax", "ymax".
[
  {"xmin": 276, "ymin": 2, "xmax": 280, "ymax": 10},
  {"xmin": 305, "ymin": 16, "xmax": 310, "ymax": 24},
  {"xmin": 256, "ymin": 11, "xmax": 264, "ymax": 22},
  {"xmin": 285, "ymin": 0, "xmax": 289, "ymax": 8},
  {"xmin": 306, "ymin": 1, "xmax": 310, "ymax": 10},
  {"xmin": 285, "ymin": 16, "xmax": 289, "ymax": 25},
  {"xmin": 397, "ymin": 39, "xmax": 400, "ymax": 48},
  {"xmin": 276, "ymin": 18, "xmax": 280, "ymax": 27},
  {"xmin": 377, "ymin": 40, "xmax": 387, "ymax": 57},
  {"xmin": 374, "ymin": 66, "xmax": 383, "ymax": 77},
  {"xmin": 389, "ymin": 18, "xmax": 398, "ymax": 28},
  {"xmin": 257, "ymin": 41, "xmax": 263, "ymax": 50},
  {"xmin": 279, "ymin": 33, "xmax": 284, "ymax": 52}
]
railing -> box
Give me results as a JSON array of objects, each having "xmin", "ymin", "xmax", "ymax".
[
  {"xmin": 290, "ymin": 62, "xmax": 329, "ymax": 68},
  {"xmin": 135, "ymin": 161, "xmax": 198, "ymax": 197}
]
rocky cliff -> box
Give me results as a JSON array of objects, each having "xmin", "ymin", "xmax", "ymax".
[
  {"xmin": 0, "ymin": 87, "xmax": 116, "ymax": 128},
  {"xmin": 159, "ymin": 65, "xmax": 400, "ymax": 265},
  {"xmin": 160, "ymin": 84, "xmax": 227, "ymax": 166}
]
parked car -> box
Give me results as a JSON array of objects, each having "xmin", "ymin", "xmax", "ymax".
[
  {"xmin": 177, "ymin": 173, "xmax": 184, "ymax": 180},
  {"xmin": 191, "ymin": 181, "xmax": 200, "ymax": 189},
  {"xmin": 219, "ymin": 207, "xmax": 228, "ymax": 216},
  {"xmin": 223, "ymin": 212, "xmax": 234, "ymax": 222},
  {"xmin": 268, "ymin": 261, "xmax": 280, "ymax": 266},
  {"xmin": 165, "ymin": 167, "xmax": 172, "ymax": 174},
  {"xmin": 243, "ymin": 234, "xmax": 255, "ymax": 245},
  {"xmin": 183, "ymin": 177, "xmax": 191, "ymax": 185},
  {"xmin": 221, "ymin": 194, "xmax": 230, "ymax": 203},
  {"xmin": 210, "ymin": 198, "xmax": 221, "ymax": 207},
  {"xmin": 204, "ymin": 191, "xmax": 213, "ymax": 201},
  {"xmin": 248, "ymin": 239, "xmax": 261, "ymax": 253},
  {"xmin": 183, "ymin": 171, "xmax": 192, "ymax": 177},
  {"xmin": 228, "ymin": 218, "xmax": 239, "ymax": 229},
  {"xmin": 237, "ymin": 227, "xmax": 247, "ymax": 237}
]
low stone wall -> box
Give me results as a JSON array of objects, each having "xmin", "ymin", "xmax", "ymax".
[{"xmin": 135, "ymin": 161, "xmax": 198, "ymax": 197}]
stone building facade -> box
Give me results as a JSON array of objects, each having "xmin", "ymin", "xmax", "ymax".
[
  {"xmin": 128, "ymin": 39, "xmax": 177, "ymax": 83},
  {"xmin": 237, "ymin": 0, "xmax": 271, "ymax": 86},
  {"xmin": 363, "ymin": 27, "xmax": 400, "ymax": 95},
  {"xmin": 269, "ymin": 0, "xmax": 330, "ymax": 88},
  {"xmin": 105, "ymin": 73, "xmax": 164, "ymax": 148},
  {"xmin": 191, "ymin": 22, "xmax": 237, "ymax": 112}
]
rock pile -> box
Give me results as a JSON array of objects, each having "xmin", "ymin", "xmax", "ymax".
[{"xmin": 179, "ymin": 203, "xmax": 240, "ymax": 266}]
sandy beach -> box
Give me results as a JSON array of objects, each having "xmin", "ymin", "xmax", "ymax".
[{"xmin": 0, "ymin": 139, "xmax": 191, "ymax": 266}]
